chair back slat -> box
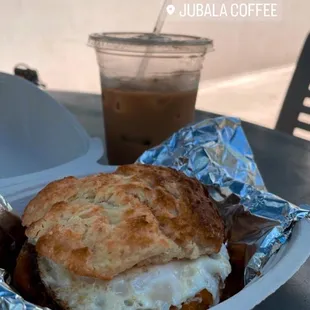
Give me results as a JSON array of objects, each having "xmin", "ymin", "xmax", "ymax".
[{"xmin": 275, "ymin": 33, "xmax": 310, "ymax": 138}]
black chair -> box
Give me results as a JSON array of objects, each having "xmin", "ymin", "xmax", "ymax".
[{"xmin": 275, "ymin": 33, "xmax": 310, "ymax": 136}]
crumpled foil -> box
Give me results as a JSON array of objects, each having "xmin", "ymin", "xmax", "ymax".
[
  {"xmin": 0, "ymin": 116, "xmax": 309, "ymax": 309},
  {"xmin": 137, "ymin": 116, "xmax": 310, "ymax": 284},
  {"xmin": 0, "ymin": 269, "xmax": 44, "ymax": 309}
]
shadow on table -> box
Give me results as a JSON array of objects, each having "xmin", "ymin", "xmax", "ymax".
[
  {"xmin": 46, "ymin": 90, "xmax": 218, "ymax": 166},
  {"xmin": 47, "ymin": 90, "xmax": 217, "ymax": 139},
  {"xmin": 43, "ymin": 90, "xmax": 310, "ymax": 206}
]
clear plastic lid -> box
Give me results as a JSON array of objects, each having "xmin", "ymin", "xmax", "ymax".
[{"xmin": 88, "ymin": 32, "xmax": 213, "ymax": 54}]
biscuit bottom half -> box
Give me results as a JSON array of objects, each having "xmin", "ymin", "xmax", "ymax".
[{"xmin": 37, "ymin": 244, "xmax": 231, "ymax": 310}]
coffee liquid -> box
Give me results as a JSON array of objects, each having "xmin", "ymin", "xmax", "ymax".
[{"xmin": 102, "ymin": 88, "xmax": 197, "ymax": 165}]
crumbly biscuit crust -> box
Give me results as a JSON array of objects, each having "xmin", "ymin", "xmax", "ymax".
[{"xmin": 22, "ymin": 164, "xmax": 224, "ymax": 280}]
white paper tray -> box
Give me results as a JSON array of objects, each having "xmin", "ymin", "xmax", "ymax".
[
  {"xmin": 0, "ymin": 72, "xmax": 107, "ymax": 194},
  {"xmin": 6, "ymin": 173, "xmax": 310, "ymax": 310}
]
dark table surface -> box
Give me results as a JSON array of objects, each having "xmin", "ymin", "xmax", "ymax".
[{"xmin": 61, "ymin": 97, "xmax": 310, "ymax": 309}]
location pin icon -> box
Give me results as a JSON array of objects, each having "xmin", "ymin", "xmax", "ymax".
[{"xmin": 166, "ymin": 4, "xmax": 176, "ymax": 15}]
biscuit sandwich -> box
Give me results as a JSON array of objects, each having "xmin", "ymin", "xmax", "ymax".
[{"xmin": 15, "ymin": 164, "xmax": 231, "ymax": 309}]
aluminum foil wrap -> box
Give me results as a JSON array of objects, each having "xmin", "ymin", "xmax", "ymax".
[
  {"xmin": 0, "ymin": 269, "xmax": 44, "ymax": 310},
  {"xmin": 0, "ymin": 116, "xmax": 309, "ymax": 309},
  {"xmin": 137, "ymin": 116, "xmax": 310, "ymax": 284}
]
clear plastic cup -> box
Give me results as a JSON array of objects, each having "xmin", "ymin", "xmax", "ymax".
[{"xmin": 88, "ymin": 32, "xmax": 213, "ymax": 165}]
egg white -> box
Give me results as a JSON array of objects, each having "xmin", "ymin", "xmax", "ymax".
[{"xmin": 38, "ymin": 244, "xmax": 231, "ymax": 310}]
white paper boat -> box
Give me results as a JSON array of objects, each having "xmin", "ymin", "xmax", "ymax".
[{"xmin": 0, "ymin": 72, "xmax": 113, "ymax": 195}]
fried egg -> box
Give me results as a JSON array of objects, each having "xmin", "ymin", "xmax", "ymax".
[{"xmin": 38, "ymin": 244, "xmax": 231, "ymax": 310}]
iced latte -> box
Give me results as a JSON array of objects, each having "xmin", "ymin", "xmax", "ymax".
[
  {"xmin": 102, "ymin": 83, "xmax": 198, "ymax": 164},
  {"xmin": 89, "ymin": 32, "xmax": 213, "ymax": 164}
]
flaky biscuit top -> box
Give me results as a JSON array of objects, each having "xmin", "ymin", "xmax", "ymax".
[{"xmin": 22, "ymin": 164, "xmax": 224, "ymax": 280}]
